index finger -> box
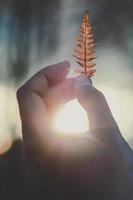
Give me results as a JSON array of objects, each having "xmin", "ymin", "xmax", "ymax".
[
  {"xmin": 17, "ymin": 61, "xmax": 70, "ymax": 132},
  {"xmin": 20, "ymin": 61, "xmax": 70, "ymax": 96}
]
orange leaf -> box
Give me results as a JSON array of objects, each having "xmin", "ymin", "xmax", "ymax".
[{"xmin": 73, "ymin": 10, "xmax": 96, "ymax": 76}]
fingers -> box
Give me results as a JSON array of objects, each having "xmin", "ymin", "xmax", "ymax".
[
  {"xmin": 44, "ymin": 78, "xmax": 75, "ymax": 112},
  {"xmin": 17, "ymin": 61, "xmax": 71, "ymax": 131},
  {"xmin": 20, "ymin": 61, "xmax": 70, "ymax": 96},
  {"xmin": 16, "ymin": 61, "xmax": 75, "ymax": 161},
  {"xmin": 74, "ymin": 76, "xmax": 121, "ymax": 140}
]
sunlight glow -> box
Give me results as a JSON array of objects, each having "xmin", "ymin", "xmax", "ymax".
[{"xmin": 54, "ymin": 99, "xmax": 89, "ymax": 135}]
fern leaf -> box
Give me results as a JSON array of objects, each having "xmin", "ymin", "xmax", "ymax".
[{"xmin": 73, "ymin": 10, "xmax": 96, "ymax": 76}]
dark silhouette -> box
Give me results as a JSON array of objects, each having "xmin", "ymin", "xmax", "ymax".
[{"xmin": 0, "ymin": 140, "xmax": 24, "ymax": 200}]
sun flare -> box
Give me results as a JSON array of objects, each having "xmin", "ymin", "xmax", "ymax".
[{"xmin": 53, "ymin": 99, "xmax": 89, "ymax": 135}]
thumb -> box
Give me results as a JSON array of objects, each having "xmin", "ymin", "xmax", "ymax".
[{"xmin": 74, "ymin": 76, "xmax": 120, "ymax": 137}]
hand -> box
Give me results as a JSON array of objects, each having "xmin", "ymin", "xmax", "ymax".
[
  {"xmin": 17, "ymin": 61, "xmax": 75, "ymax": 160},
  {"xmin": 17, "ymin": 61, "xmax": 133, "ymax": 200},
  {"xmin": 74, "ymin": 76, "xmax": 133, "ymax": 199}
]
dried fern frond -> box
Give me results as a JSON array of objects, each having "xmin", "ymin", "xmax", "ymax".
[{"xmin": 73, "ymin": 10, "xmax": 96, "ymax": 77}]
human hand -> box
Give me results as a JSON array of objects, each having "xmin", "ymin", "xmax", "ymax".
[
  {"xmin": 17, "ymin": 61, "xmax": 75, "ymax": 160},
  {"xmin": 17, "ymin": 61, "xmax": 133, "ymax": 200}
]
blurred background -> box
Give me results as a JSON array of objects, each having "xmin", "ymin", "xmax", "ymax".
[{"xmin": 0, "ymin": 0, "xmax": 133, "ymax": 155}]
